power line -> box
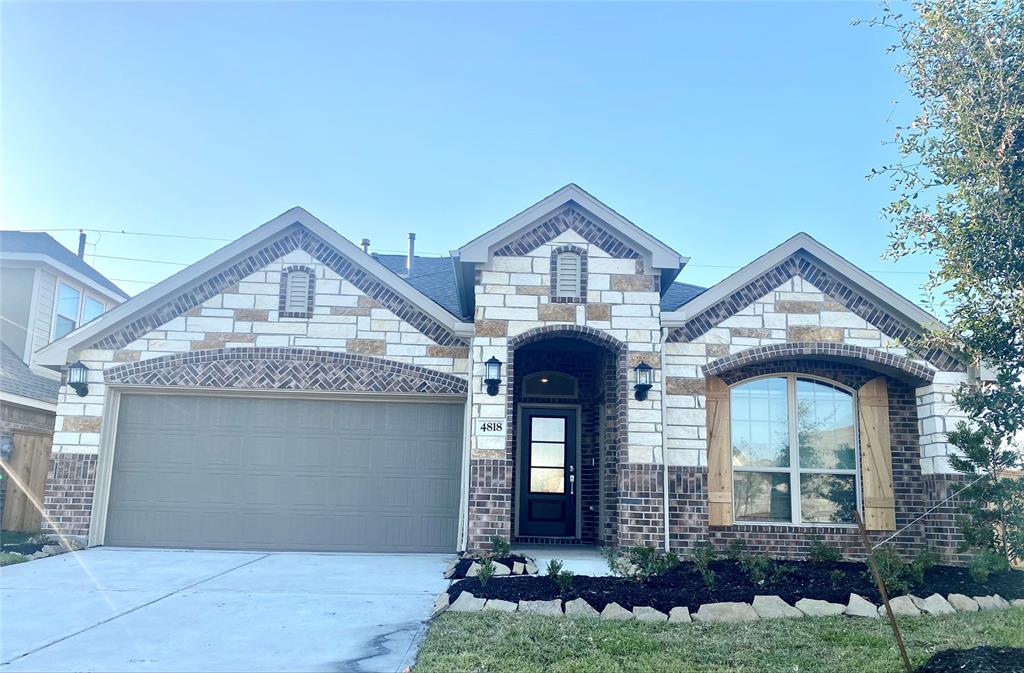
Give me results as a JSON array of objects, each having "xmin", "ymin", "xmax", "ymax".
[{"xmin": 17, "ymin": 227, "xmax": 235, "ymax": 243}]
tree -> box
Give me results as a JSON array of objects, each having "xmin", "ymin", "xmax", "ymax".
[{"xmin": 865, "ymin": 1, "xmax": 1024, "ymax": 562}]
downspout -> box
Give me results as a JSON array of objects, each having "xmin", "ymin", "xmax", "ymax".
[
  {"xmin": 660, "ymin": 326, "xmax": 671, "ymax": 552},
  {"xmin": 458, "ymin": 343, "xmax": 475, "ymax": 551}
]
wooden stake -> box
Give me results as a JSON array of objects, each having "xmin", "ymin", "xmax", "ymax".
[{"xmin": 853, "ymin": 510, "xmax": 913, "ymax": 673}]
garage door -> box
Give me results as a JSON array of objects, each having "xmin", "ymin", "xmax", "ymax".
[{"xmin": 104, "ymin": 393, "xmax": 464, "ymax": 552}]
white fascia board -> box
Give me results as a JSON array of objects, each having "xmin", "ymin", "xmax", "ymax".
[
  {"xmin": 457, "ymin": 184, "xmax": 683, "ymax": 270},
  {"xmin": 0, "ymin": 391, "xmax": 57, "ymax": 413},
  {"xmin": 661, "ymin": 233, "xmax": 942, "ymax": 330},
  {"xmin": 1, "ymin": 255, "xmax": 129, "ymax": 303},
  {"xmin": 35, "ymin": 207, "xmax": 471, "ymax": 367}
]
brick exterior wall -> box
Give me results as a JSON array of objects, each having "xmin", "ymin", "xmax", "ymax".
[
  {"xmin": 667, "ymin": 359, "xmax": 966, "ymax": 563},
  {"xmin": 43, "ymin": 452, "xmax": 97, "ymax": 538}
]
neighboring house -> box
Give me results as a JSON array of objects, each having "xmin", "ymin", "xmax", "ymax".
[
  {"xmin": 34, "ymin": 186, "xmax": 973, "ymax": 561},
  {"xmin": 0, "ymin": 231, "xmax": 129, "ymax": 430},
  {"xmin": 0, "ymin": 231, "xmax": 129, "ymax": 524}
]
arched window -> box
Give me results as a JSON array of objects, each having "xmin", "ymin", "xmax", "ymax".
[
  {"xmin": 730, "ymin": 375, "xmax": 859, "ymax": 525},
  {"xmin": 523, "ymin": 371, "xmax": 578, "ymax": 398},
  {"xmin": 279, "ymin": 266, "xmax": 315, "ymax": 318}
]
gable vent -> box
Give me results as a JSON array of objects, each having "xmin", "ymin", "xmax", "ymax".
[
  {"xmin": 555, "ymin": 252, "xmax": 582, "ymax": 298},
  {"xmin": 285, "ymin": 271, "xmax": 311, "ymax": 312}
]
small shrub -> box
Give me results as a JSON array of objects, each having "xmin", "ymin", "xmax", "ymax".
[
  {"xmin": 725, "ymin": 539, "xmax": 747, "ymax": 561},
  {"xmin": 489, "ymin": 535, "xmax": 511, "ymax": 558},
  {"xmin": 907, "ymin": 548, "xmax": 940, "ymax": 586},
  {"xmin": 546, "ymin": 558, "xmax": 564, "ymax": 580},
  {"xmin": 739, "ymin": 554, "xmax": 773, "ymax": 586},
  {"xmin": 769, "ymin": 562, "xmax": 795, "ymax": 585},
  {"xmin": 691, "ymin": 542, "xmax": 718, "ymax": 590},
  {"xmin": 808, "ymin": 535, "xmax": 843, "ymax": 564},
  {"xmin": 870, "ymin": 547, "xmax": 938, "ymax": 591},
  {"xmin": 830, "ymin": 568, "xmax": 845, "ymax": 589},
  {"xmin": 603, "ymin": 546, "xmax": 679, "ymax": 582},
  {"xmin": 969, "ymin": 549, "xmax": 1010, "ymax": 583},
  {"xmin": 477, "ymin": 558, "xmax": 495, "ymax": 586},
  {"xmin": 556, "ymin": 569, "xmax": 574, "ymax": 593}
]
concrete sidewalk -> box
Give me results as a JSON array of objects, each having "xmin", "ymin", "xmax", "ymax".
[{"xmin": 0, "ymin": 547, "xmax": 451, "ymax": 672}]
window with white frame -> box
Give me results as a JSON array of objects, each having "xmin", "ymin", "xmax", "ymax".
[
  {"xmin": 54, "ymin": 282, "xmax": 106, "ymax": 339},
  {"xmin": 554, "ymin": 251, "xmax": 582, "ymax": 298},
  {"xmin": 730, "ymin": 375, "xmax": 859, "ymax": 525}
]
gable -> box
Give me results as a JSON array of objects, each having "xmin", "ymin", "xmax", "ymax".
[
  {"xmin": 457, "ymin": 184, "xmax": 683, "ymax": 271},
  {"xmin": 663, "ymin": 235, "xmax": 961, "ymax": 372},
  {"xmin": 36, "ymin": 208, "xmax": 472, "ymax": 366}
]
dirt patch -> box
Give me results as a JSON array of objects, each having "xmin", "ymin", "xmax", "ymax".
[
  {"xmin": 448, "ymin": 559, "xmax": 1024, "ymax": 613},
  {"xmin": 916, "ymin": 647, "xmax": 1024, "ymax": 673}
]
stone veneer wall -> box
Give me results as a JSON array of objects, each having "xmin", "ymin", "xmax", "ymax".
[
  {"xmin": 663, "ymin": 273, "xmax": 971, "ymax": 562},
  {"xmin": 466, "ymin": 217, "xmax": 665, "ymax": 550},
  {"xmin": 44, "ymin": 244, "xmax": 469, "ymax": 539},
  {"xmin": 664, "ymin": 275, "xmax": 968, "ymax": 474}
]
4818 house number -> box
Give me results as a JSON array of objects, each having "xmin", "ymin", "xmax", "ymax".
[{"xmin": 475, "ymin": 420, "xmax": 505, "ymax": 436}]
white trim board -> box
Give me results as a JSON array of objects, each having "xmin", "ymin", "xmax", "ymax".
[{"xmin": 36, "ymin": 207, "xmax": 474, "ymax": 367}]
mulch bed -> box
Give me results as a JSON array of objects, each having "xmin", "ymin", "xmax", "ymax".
[
  {"xmin": 448, "ymin": 554, "xmax": 533, "ymax": 579},
  {"xmin": 448, "ymin": 559, "xmax": 1024, "ymax": 613},
  {"xmin": 916, "ymin": 647, "xmax": 1024, "ymax": 673},
  {"xmin": 0, "ymin": 543, "xmax": 43, "ymax": 555}
]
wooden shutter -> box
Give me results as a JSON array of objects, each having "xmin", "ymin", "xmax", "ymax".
[
  {"xmin": 285, "ymin": 272, "xmax": 310, "ymax": 312},
  {"xmin": 555, "ymin": 253, "xmax": 581, "ymax": 298},
  {"xmin": 706, "ymin": 375, "xmax": 733, "ymax": 526},
  {"xmin": 857, "ymin": 377, "xmax": 896, "ymax": 531}
]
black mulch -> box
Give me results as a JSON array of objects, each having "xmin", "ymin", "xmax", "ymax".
[
  {"xmin": 448, "ymin": 559, "xmax": 1024, "ymax": 613},
  {"xmin": 1, "ymin": 543, "xmax": 42, "ymax": 555},
  {"xmin": 448, "ymin": 554, "xmax": 533, "ymax": 579},
  {"xmin": 917, "ymin": 647, "xmax": 1024, "ymax": 673}
]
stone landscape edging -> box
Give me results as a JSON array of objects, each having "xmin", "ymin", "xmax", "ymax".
[{"xmin": 433, "ymin": 590, "xmax": 1024, "ymax": 622}]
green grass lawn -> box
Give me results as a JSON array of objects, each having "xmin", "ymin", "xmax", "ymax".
[{"xmin": 415, "ymin": 608, "xmax": 1024, "ymax": 673}]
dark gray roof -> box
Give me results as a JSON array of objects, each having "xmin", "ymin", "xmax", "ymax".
[
  {"xmin": 371, "ymin": 254, "xmax": 466, "ymax": 319},
  {"xmin": 0, "ymin": 231, "xmax": 127, "ymax": 298},
  {"xmin": 0, "ymin": 342, "xmax": 59, "ymax": 404},
  {"xmin": 372, "ymin": 253, "xmax": 704, "ymax": 318},
  {"xmin": 660, "ymin": 282, "xmax": 707, "ymax": 311}
]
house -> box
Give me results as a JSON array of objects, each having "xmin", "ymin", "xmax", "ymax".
[
  {"xmin": 34, "ymin": 186, "xmax": 972, "ymax": 561},
  {"xmin": 0, "ymin": 231, "xmax": 129, "ymax": 526}
]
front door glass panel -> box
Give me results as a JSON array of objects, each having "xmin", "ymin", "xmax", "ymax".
[{"xmin": 529, "ymin": 416, "xmax": 566, "ymax": 493}]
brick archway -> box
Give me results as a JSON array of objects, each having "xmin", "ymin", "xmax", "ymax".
[
  {"xmin": 702, "ymin": 342, "xmax": 935, "ymax": 386},
  {"xmin": 506, "ymin": 325, "xmax": 628, "ymax": 546}
]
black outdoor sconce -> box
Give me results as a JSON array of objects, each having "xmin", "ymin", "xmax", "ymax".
[
  {"xmin": 633, "ymin": 361, "xmax": 653, "ymax": 401},
  {"xmin": 483, "ymin": 356, "xmax": 503, "ymax": 396},
  {"xmin": 67, "ymin": 361, "xmax": 90, "ymax": 397}
]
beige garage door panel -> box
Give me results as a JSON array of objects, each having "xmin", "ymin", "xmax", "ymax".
[{"xmin": 105, "ymin": 393, "xmax": 464, "ymax": 552}]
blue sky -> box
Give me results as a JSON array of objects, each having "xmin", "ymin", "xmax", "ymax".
[{"xmin": 1, "ymin": 1, "xmax": 935, "ymax": 306}]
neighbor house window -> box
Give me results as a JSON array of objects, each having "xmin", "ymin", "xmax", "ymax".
[
  {"xmin": 279, "ymin": 266, "xmax": 315, "ymax": 318},
  {"xmin": 730, "ymin": 375, "xmax": 859, "ymax": 525},
  {"xmin": 55, "ymin": 283, "xmax": 82, "ymax": 338},
  {"xmin": 54, "ymin": 283, "xmax": 108, "ymax": 339}
]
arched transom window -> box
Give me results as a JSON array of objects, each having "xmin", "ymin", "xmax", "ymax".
[
  {"xmin": 730, "ymin": 375, "xmax": 860, "ymax": 525},
  {"xmin": 523, "ymin": 371, "xmax": 578, "ymax": 398}
]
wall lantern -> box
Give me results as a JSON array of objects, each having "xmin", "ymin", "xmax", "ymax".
[
  {"xmin": 67, "ymin": 361, "xmax": 90, "ymax": 398},
  {"xmin": 483, "ymin": 356, "xmax": 503, "ymax": 396},
  {"xmin": 633, "ymin": 361, "xmax": 653, "ymax": 401}
]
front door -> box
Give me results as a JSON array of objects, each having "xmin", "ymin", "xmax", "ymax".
[{"xmin": 518, "ymin": 407, "xmax": 578, "ymax": 537}]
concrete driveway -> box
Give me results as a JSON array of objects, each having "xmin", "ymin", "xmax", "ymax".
[{"xmin": 0, "ymin": 548, "xmax": 451, "ymax": 672}]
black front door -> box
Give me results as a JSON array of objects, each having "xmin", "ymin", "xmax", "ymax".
[{"xmin": 518, "ymin": 407, "xmax": 577, "ymax": 537}]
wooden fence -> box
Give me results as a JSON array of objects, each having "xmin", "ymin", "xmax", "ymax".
[{"xmin": 1, "ymin": 432, "xmax": 53, "ymax": 532}]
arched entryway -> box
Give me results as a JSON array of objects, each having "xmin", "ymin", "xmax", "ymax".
[{"xmin": 507, "ymin": 326, "xmax": 627, "ymax": 546}]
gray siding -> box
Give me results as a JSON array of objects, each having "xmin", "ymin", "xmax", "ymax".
[{"xmin": 0, "ymin": 267, "xmax": 35, "ymax": 359}]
